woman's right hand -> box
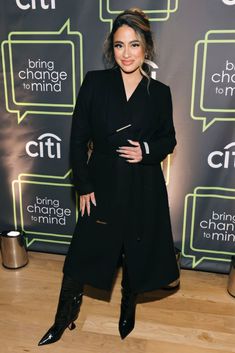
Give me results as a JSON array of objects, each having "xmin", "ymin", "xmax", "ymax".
[{"xmin": 80, "ymin": 192, "xmax": 96, "ymax": 216}]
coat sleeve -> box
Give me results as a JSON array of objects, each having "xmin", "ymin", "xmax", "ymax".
[
  {"xmin": 139, "ymin": 85, "xmax": 176, "ymax": 165},
  {"xmin": 70, "ymin": 71, "xmax": 94, "ymax": 195}
]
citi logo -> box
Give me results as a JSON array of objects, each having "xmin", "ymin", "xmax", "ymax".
[
  {"xmin": 208, "ymin": 142, "xmax": 235, "ymax": 169},
  {"xmin": 222, "ymin": 0, "xmax": 235, "ymax": 5},
  {"xmin": 145, "ymin": 60, "xmax": 159, "ymax": 80},
  {"xmin": 16, "ymin": 0, "xmax": 56, "ymax": 10},
  {"xmin": 26, "ymin": 133, "xmax": 61, "ymax": 159}
]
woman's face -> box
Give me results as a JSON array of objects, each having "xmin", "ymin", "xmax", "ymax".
[{"xmin": 113, "ymin": 25, "xmax": 145, "ymax": 75}]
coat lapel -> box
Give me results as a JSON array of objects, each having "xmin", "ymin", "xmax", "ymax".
[{"xmin": 105, "ymin": 68, "xmax": 151, "ymax": 145}]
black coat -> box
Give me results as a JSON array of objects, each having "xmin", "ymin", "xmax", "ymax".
[{"xmin": 63, "ymin": 68, "xmax": 179, "ymax": 293}]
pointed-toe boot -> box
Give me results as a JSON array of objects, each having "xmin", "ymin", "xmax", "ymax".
[
  {"xmin": 38, "ymin": 275, "xmax": 83, "ymax": 346},
  {"xmin": 118, "ymin": 289, "xmax": 137, "ymax": 340}
]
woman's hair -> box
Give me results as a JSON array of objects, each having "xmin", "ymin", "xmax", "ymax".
[{"xmin": 103, "ymin": 8, "xmax": 155, "ymax": 78}]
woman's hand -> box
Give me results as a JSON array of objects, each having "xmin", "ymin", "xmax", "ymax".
[
  {"xmin": 80, "ymin": 192, "xmax": 96, "ymax": 216},
  {"xmin": 117, "ymin": 139, "xmax": 142, "ymax": 163}
]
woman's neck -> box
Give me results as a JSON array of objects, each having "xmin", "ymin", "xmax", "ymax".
[
  {"xmin": 120, "ymin": 68, "xmax": 143, "ymax": 101},
  {"xmin": 120, "ymin": 68, "xmax": 142, "ymax": 84}
]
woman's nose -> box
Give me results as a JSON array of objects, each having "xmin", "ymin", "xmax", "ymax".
[{"xmin": 123, "ymin": 47, "xmax": 130, "ymax": 58}]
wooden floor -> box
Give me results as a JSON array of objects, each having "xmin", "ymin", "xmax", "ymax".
[{"xmin": 0, "ymin": 252, "xmax": 235, "ymax": 353}]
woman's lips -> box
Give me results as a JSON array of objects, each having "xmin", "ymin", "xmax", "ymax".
[{"xmin": 121, "ymin": 60, "xmax": 134, "ymax": 66}]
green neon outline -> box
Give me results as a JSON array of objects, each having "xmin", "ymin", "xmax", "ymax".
[
  {"xmin": 106, "ymin": 0, "xmax": 178, "ymax": 14},
  {"xmin": 12, "ymin": 170, "xmax": 78, "ymax": 245},
  {"xmin": 8, "ymin": 41, "xmax": 75, "ymax": 107},
  {"xmin": 1, "ymin": 19, "xmax": 83, "ymax": 124},
  {"xmin": 182, "ymin": 187, "xmax": 235, "ymax": 268},
  {"xmin": 200, "ymin": 41, "xmax": 235, "ymax": 112},
  {"xmin": 166, "ymin": 155, "xmax": 171, "ymax": 186},
  {"xmin": 194, "ymin": 185, "xmax": 235, "ymax": 195},
  {"xmin": 161, "ymin": 154, "xmax": 171, "ymax": 185},
  {"xmin": 99, "ymin": 0, "xmax": 178, "ymax": 29},
  {"xmin": 12, "ymin": 179, "xmax": 19, "ymax": 230},
  {"xmin": 191, "ymin": 30, "xmax": 235, "ymax": 132},
  {"xmin": 17, "ymin": 169, "xmax": 72, "ymax": 181},
  {"xmin": 18, "ymin": 180, "xmax": 75, "ymax": 235},
  {"xmin": 25, "ymin": 237, "xmax": 71, "ymax": 247},
  {"xmin": 190, "ymin": 194, "xmax": 235, "ymax": 253}
]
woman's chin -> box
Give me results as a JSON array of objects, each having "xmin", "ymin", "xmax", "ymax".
[{"xmin": 119, "ymin": 66, "xmax": 140, "ymax": 75}]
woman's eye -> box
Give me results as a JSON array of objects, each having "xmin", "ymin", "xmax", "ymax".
[
  {"xmin": 132, "ymin": 43, "xmax": 140, "ymax": 47},
  {"xmin": 114, "ymin": 44, "xmax": 122, "ymax": 49}
]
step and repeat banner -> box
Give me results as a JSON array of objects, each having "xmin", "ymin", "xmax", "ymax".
[{"xmin": 0, "ymin": 0, "xmax": 235, "ymax": 273}]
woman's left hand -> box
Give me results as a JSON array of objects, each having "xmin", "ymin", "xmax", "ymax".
[{"xmin": 117, "ymin": 139, "xmax": 142, "ymax": 163}]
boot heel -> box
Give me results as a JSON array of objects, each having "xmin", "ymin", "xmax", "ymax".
[
  {"xmin": 38, "ymin": 275, "xmax": 83, "ymax": 346},
  {"xmin": 68, "ymin": 322, "xmax": 76, "ymax": 330}
]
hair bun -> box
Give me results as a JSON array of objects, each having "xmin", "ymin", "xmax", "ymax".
[{"xmin": 128, "ymin": 7, "xmax": 149, "ymax": 22}]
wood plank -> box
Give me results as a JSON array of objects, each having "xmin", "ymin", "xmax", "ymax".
[{"xmin": 0, "ymin": 251, "xmax": 234, "ymax": 353}]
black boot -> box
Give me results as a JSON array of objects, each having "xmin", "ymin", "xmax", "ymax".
[
  {"xmin": 38, "ymin": 275, "xmax": 83, "ymax": 346},
  {"xmin": 119, "ymin": 257, "xmax": 137, "ymax": 339},
  {"xmin": 119, "ymin": 288, "xmax": 137, "ymax": 339}
]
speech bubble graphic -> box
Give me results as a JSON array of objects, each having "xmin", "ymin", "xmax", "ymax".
[
  {"xmin": 182, "ymin": 186, "xmax": 235, "ymax": 268},
  {"xmin": 12, "ymin": 170, "xmax": 78, "ymax": 248},
  {"xmin": 1, "ymin": 19, "xmax": 83, "ymax": 123},
  {"xmin": 99, "ymin": 0, "xmax": 178, "ymax": 29},
  {"xmin": 191, "ymin": 30, "xmax": 235, "ymax": 131}
]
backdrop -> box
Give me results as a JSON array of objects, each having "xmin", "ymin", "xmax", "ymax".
[{"xmin": 0, "ymin": 0, "xmax": 235, "ymax": 273}]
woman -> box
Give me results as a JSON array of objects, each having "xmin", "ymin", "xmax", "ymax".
[{"xmin": 38, "ymin": 8, "xmax": 179, "ymax": 346}]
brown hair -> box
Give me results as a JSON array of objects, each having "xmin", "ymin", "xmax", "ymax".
[{"xmin": 103, "ymin": 8, "xmax": 155, "ymax": 77}]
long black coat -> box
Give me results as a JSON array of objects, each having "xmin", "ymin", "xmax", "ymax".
[{"xmin": 63, "ymin": 68, "xmax": 179, "ymax": 293}]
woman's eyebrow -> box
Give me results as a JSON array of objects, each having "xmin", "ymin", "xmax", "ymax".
[{"xmin": 114, "ymin": 40, "xmax": 140, "ymax": 44}]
